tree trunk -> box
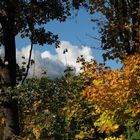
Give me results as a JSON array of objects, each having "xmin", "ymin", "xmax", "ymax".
[
  {"xmin": 2, "ymin": 101, "xmax": 20, "ymax": 140},
  {"xmin": 1, "ymin": 1, "xmax": 20, "ymax": 138},
  {"xmin": 2, "ymin": 24, "xmax": 20, "ymax": 140}
]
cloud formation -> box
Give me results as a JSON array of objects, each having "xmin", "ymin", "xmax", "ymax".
[{"xmin": 1, "ymin": 41, "xmax": 93, "ymax": 78}]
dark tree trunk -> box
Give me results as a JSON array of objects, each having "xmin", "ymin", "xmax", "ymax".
[
  {"xmin": 1, "ymin": 23, "xmax": 20, "ymax": 139},
  {"xmin": 115, "ymin": 0, "xmax": 140, "ymax": 55},
  {"xmin": 1, "ymin": 1, "xmax": 20, "ymax": 139},
  {"xmin": 2, "ymin": 20, "xmax": 16, "ymax": 88},
  {"xmin": 2, "ymin": 101, "xmax": 20, "ymax": 140},
  {"xmin": 1, "ymin": 25, "xmax": 20, "ymax": 140}
]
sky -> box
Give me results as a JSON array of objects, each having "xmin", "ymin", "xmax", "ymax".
[{"xmin": 0, "ymin": 8, "xmax": 121, "ymax": 78}]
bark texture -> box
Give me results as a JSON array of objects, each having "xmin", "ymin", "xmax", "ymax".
[{"xmin": 0, "ymin": 0, "xmax": 20, "ymax": 139}]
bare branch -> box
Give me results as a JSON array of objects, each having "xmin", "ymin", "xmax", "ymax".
[
  {"xmin": 85, "ymin": 33, "xmax": 101, "ymax": 41},
  {"xmin": 22, "ymin": 41, "xmax": 33, "ymax": 84}
]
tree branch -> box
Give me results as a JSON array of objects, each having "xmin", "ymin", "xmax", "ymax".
[{"xmin": 22, "ymin": 41, "xmax": 33, "ymax": 84}]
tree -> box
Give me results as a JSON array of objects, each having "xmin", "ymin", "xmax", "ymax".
[
  {"xmin": 81, "ymin": 54, "xmax": 140, "ymax": 139},
  {"xmin": 87, "ymin": 0, "xmax": 140, "ymax": 61},
  {"xmin": 0, "ymin": 0, "xmax": 81, "ymax": 139}
]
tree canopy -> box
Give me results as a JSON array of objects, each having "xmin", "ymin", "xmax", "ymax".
[
  {"xmin": 0, "ymin": 0, "xmax": 71, "ymax": 46},
  {"xmin": 86, "ymin": 0, "xmax": 140, "ymax": 60}
]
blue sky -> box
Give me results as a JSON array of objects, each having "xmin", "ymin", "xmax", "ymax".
[
  {"xmin": 16, "ymin": 9, "xmax": 99, "ymax": 52},
  {"xmin": 15, "ymin": 8, "xmax": 121, "ymax": 78}
]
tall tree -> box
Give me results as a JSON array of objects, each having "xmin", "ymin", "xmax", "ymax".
[
  {"xmin": 88, "ymin": 0, "xmax": 140, "ymax": 61},
  {"xmin": 0, "ymin": 0, "xmax": 80, "ymax": 139}
]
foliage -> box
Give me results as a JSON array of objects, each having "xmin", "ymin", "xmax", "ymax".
[
  {"xmin": 0, "ymin": 0, "xmax": 88, "ymax": 47},
  {"xmin": 0, "ymin": 0, "xmax": 69, "ymax": 47},
  {"xmin": 86, "ymin": 0, "xmax": 140, "ymax": 61},
  {"xmin": 0, "ymin": 74, "xmax": 96, "ymax": 140},
  {"xmin": 0, "ymin": 71, "xmax": 106, "ymax": 139},
  {"xmin": 81, "ymin": 53, "xmax": 140, "ymax": 138},
  {"xmin": 0, "ymin": 53, "xmax": 139, "ymax": 139}
]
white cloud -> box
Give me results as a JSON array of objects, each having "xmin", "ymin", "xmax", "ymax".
[
  {"xmin": 1, "ymin": 41, "xmax": 94, "ymax": 78},
  {"xmin": 55, "ymin": 41, "xmax": 93, "ymax": 72}
]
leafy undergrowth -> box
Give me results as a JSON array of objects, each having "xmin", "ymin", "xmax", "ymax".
[{"xmin": 0, "ymin": 54, "xmax": 140, "ymax": 140}]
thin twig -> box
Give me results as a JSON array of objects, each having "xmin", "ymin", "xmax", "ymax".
[
  {"xmin": 22, "ymin": 41, "xmax": 33, "ymax": 84},
  {"xmin": 76, "ymin": 35, "xmax": 104, "ymax": 50},
  {"xmin": 85, "ymin": 33, "xmax": 101, "ymax": 41}
]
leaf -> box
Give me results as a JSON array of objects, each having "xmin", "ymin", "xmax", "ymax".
[{"xmin": 33, "ymin": 127, "xmax": 41, "ymax": 139}]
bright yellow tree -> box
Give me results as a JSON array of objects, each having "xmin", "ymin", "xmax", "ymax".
[{"xmin": 81, "ymin": 53, "xmax": 140, "ymax": 136}]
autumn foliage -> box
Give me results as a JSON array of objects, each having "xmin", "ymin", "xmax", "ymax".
[{"xmin": 81, "ymin": 53, "xmax": 140, "ymax": 137}]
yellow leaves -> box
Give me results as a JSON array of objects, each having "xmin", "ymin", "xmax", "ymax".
[
  {"xmin": 109, "ymin": 22, "xmax": 131, "ymax": 31},
  {"xmin": 124, "ymin": 54, "xmax": 140, "ymax": 72},
  {"xmin": 129, "ymin": 102, "xmax": 140, "ymax": 117},
  {"xmin": 82, "ymin": 54, "xmax": 140, "ymax": 134},
  {"xmin": 124, "ymin": 23, "xmax": 131, "ymax": 30},
  {"xmin": 109, "ymin": 23, "xmax": 117, "ymax": 29},
  {"xmin": 0, "ymin": 117, "xmax": 5, "ymax": 125},
  {"xmin": 32, "ymin": 127, "xmax": 41, "ymax": 140},
  {"xmin": 95, "ymin": 106, "xmax": 101, "ymax": 114},
  {"xmin": 83, "ymin": 54, "xmax": 140, "ymax": 104},
  {"xmin": 93, "ymin": 79, "xmax": 103, "ymax": 85},
  {"xmin": 33, "ymin": 100, "xmax": 42, "ymax": 111},
  {"xmin": 113, "ymin": 124, "xmax": 119, "ymax": 130},
  {"xmin": 75, "ymin": 131, "xmax": 89, "ymax": 139},
  {"xmin": 104, "ymin": 135, "xmax": 125, "ymax": 140},
  {"xmin": 105, "ymin": 124, "xmax": 120, "ymax": 135},
  {"xmin": 74, "ymin": 129, "xmax": 94, "ymax": 140},
  {"xmin": 94, "ymin": 111, "xmax": 119, "ymax": 134}
]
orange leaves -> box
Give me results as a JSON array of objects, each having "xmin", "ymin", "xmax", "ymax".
[
  {"xmin": 83, "ymin": 54, "xmax": 140, "ymax": 107},
  {"xmin": 83, "ymin": 67, "xmax": 130, "ymax": 110},
  {"xmin": 82, "ymin": 54, "xmax": 140, "ymax": 133},
  {"xmin": 32, "ymin": 127, "xmax": 41, "ymax": 140}
]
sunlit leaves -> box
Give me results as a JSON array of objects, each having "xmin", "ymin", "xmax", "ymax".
[
  {"xmin": 82, "ymin": 53, "xmax": 140, "ymax": 135},
  {"xmin": 104, "ymin": 135, "xmax": 125, "ymax": 140},
  {"xmin": 1, "ymin": 53, "xmax": 139, "ymax": 139}
]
